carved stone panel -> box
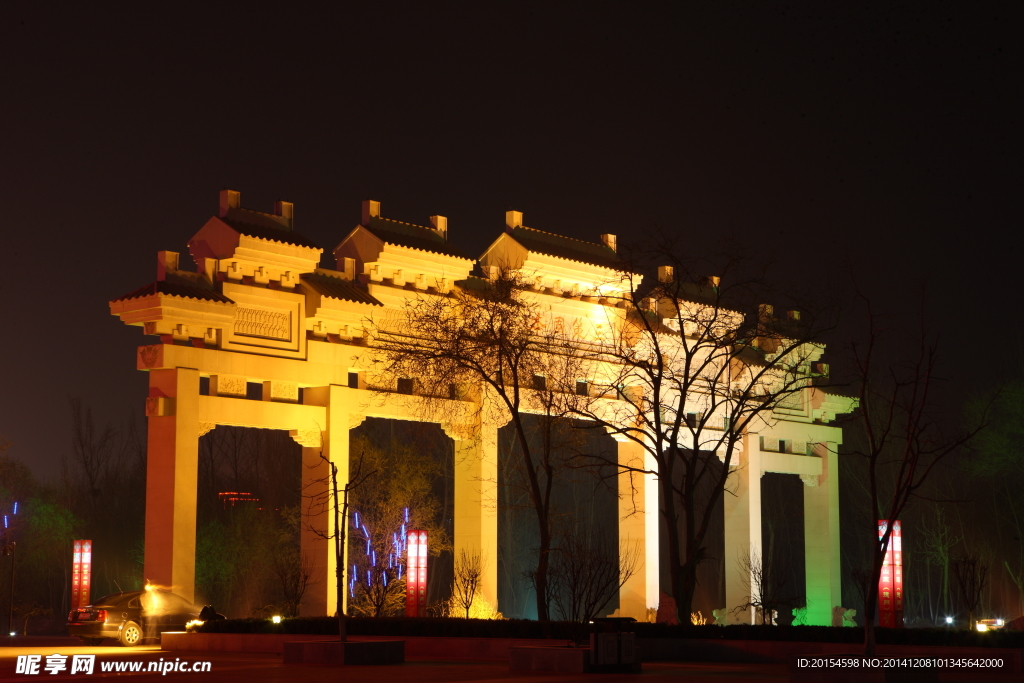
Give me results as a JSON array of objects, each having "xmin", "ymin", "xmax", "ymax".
[
  {"xmin": 210, "ymin": 374, "xmax": 247, "ymax": 398},
  {"xmin": 220, "ymin": 283, "xmax": 305, "ymax": 359},
  {"xmin": 234, "ymin": 305, "xmax": 291, "ymax": 341},
  {"xmin": 262, "ymin": 381, "xmax": 299, "ymax": 403},
  {"xmin": 441, "ymin": 422, "xmax": 475, "ymax": 441},
  {"xmin": 800, "ymin": 474, "xmax": 820, "ymax": 487},
  {"xmin": 290, "ymin": 429, "xmax": 322, "ymax": 448},
  {"xmin": 145, "ymin": 396, "xmax": 173, "ymax": 417},
  {"xmin": 138, "ymin": 345, "xmax": 163, "ymax": 370}
]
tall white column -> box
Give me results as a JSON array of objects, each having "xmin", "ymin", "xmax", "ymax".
[
  {"xmin": 723, "ymin": 433, "xmax": 763, "ymax": 625},
  {"xmin": 449, "ymin": 422, "xmax": 499, "ymax": 610},
  {"xmin": 614, "ymin": 438, "xmax": 658, "ymax": 620},
  {"xmin": 144, "ymin": 367, "xmax": 200, "ymax": 604},
  {"xmin": 298, "ymin": 385, "xmax": 352, "ymax": 616},
  {"xmin": 803, "ymin": 442, "xmax": 841, "ymax": 625}
]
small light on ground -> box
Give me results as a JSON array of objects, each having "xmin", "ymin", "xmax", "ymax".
[
  {"xmin": 976, "ymin": 623, "xmax": 988, "ymax": 632},
  {"xmin": 945, "ymin": 616, "xmax": 953, "ymax": 624},
  {"xmin": 9, "ymin": 632, "xmax": 15, "ymax": 636},
  {"xmin": 272, "ymin": 616, "xmax": 282, "ymax": 624}
]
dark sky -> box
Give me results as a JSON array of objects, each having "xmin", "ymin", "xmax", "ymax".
[{"xmin": 1, "ymin": 2, "xmax": 1019, "ymax": 480}]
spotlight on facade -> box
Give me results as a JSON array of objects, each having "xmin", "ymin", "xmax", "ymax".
[
  {"xmin": 271, "ymin": 616, "xmax": 282, "ymax": 624},
  {"xmin": 976, "ymin": 623, "xmax": 988, "ymax": 632}
]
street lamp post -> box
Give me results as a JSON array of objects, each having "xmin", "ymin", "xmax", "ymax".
[
  {"xmin": 3, "ymin": 504, "xmax": 18, "ymax": 636},
  {"xmin": 3, "ymin": 542, "xmax": 14, "ymax": 636}
]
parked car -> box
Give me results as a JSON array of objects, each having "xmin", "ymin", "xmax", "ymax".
[{"xmin": 67, "ymin": 589, "xmax": 200, "ymax": 646}]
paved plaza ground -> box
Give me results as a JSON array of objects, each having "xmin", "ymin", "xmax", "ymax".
[
  {"xmin": 0, "ymin": 640, "xmax": 785, "ymax": 682},
  {"xmin": 0, "ymin": 637, "xmax": 1015, "ymax": 682}
]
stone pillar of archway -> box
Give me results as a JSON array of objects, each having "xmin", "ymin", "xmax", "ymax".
[
  {"xmin": 297, "ymin": 385, "xmax": 355, "ymax": 617},
  {"xmin": 803, "ymin": 442, "xmax": 840, "ymax": 625},
  {"xmin": 723, "ymin": 433, "xmax": 763, "ymax": 625},
  {"xmin": 445, "ymin": 421, "xmax": 499, "ymax": 612},
  {"xmin": 613, "ymin": 437, "xmax": 657, "ymax": 621},
  {"xmin": 143, "ymin": 367, "xmax": 201, "ymax": 604}
]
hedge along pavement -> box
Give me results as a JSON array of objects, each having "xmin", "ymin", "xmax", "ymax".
[{"xmin": 191, "ymin": 617, "xmax": 1024, "ymax": 648}]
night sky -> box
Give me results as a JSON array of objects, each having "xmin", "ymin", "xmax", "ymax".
[{"xmin": 1, "ymin": 3, "xmax": 1019, "ymax": 480}]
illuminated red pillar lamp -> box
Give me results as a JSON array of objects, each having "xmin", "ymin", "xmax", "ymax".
[
  {"xmin": 71, "ymin": 540, "xmax": 93, "ymax": 610},
  {"xmin": 405, "ymin": 529, "xmax": 428, "ymax": 618},
  {"xmin": 877, "ymin": 520, "xmax": 903, "ymax": 628}
]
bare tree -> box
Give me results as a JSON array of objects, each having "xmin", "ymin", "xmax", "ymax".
[
  {"xmin": 451, "ymin": 550, "xmax": 484, "ymax": 619},
  {"xmin": 68, "ymin": 397, "xmax": 116, "ymax": 509},
  {"xmin": 346, "ymin": 433, "xmax": 447, "ymax": 618},
  {"xmin": 733, "ymin": 545, "xmax": 793, "ymax": 625},
  {"xmin": 548, "ymin": 525, "xmax": 639, "ymax": 626},
  {"xmin": 271, "ymin": 507, "xmax": 316, "ymax": 617},
  {"xmin": 846, "ymin": 297, "xmax": 988, "ymax": 655},
  {"xmin": 964, "ymin": 380, "xmax": 1024, "ymax": 617},
  {"xmin": 917, "ymin": 505, "xmax": 959, "ymax": 623},
  {"xmin": 374, "ymin": 270, "xmax": 589, "ymax": 621},
  {"xmin": 303, "ymin": 445, "xmax": 373, "ymax": 641},
  {"xmin": 951, "ymin": 555, "xmax": 988, "ymax": 631},
  {"xmin": 567, "ymin": 244, "xmax": 841, "ymax": 622}
]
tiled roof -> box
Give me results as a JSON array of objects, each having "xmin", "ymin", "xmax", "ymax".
[
  {"xmin": 364, "ymin": 217, "xmax": 471, "ymax": 260},
  {"xmin": 219, "ymin": 217, "xmax": 322, "ymax": 250},
  {"xmin": 302, "ymin": 271, "xmax": 382, "ymax": 306},
  {"xmin": 508, "ymin": 226, "xmax": 622, "ymax": 269},
  {"xmin": 111, "ymin": 280, "xmax": 235, "ymax": 304}
]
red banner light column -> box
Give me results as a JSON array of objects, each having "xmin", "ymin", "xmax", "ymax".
[
  {"xmin": 405, "ymin": 530, "xmax": 427, "ymax": 618},
  {"xmin": 877, "ymin": 521, "xmax": 903, "ymax": 628},
  {"xmin": 71, "ymin": 540, "xmax": 93, "ymax": 610}
]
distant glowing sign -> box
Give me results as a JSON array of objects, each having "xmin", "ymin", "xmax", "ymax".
[
  {"xmin": 71, "ymin": 540, "xmax": 93, "ymax": 610},
  {"xmin": 405, "ymin": 529, "xmax": 428, "ymax": 618},
  {"xmin": 877, "ymin": 521, "xmax": 903, "ymax": 628}
]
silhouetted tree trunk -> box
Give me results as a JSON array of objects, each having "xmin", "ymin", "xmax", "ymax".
[
  {"xmin": 846, "ymin": 296, "xmax": 988, "ymax": 655},
  {"xmin": 952, "ymin": 555, "xmax": 988, "ymax": 631}
]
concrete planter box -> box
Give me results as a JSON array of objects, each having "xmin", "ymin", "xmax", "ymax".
[
  {"xmin": 282, "ymin": 639, "xmax": 404, "ymax": 665},
  {"xmin": 508, "ymin": 646, "xmax": 641, "ymax": 674}
]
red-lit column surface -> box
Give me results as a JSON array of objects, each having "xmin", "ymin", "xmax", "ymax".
[
  {"xmin": 71, "ymin": 541, "xmax": 82, "ymax": 610},
  {"xmin": 892, "ymin": 522, "xmax": 903, "ymax": 627},
  {"xmin": 877, "ymin": 521, "xmax": 903, "ymax": 628},
  {"xmin": 405, "ymin": 530, "xmax": 428, "ymax": 618},
  {"xmin": 71, "ymin": 540, "xmax": 93, "ymax": 609}
]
